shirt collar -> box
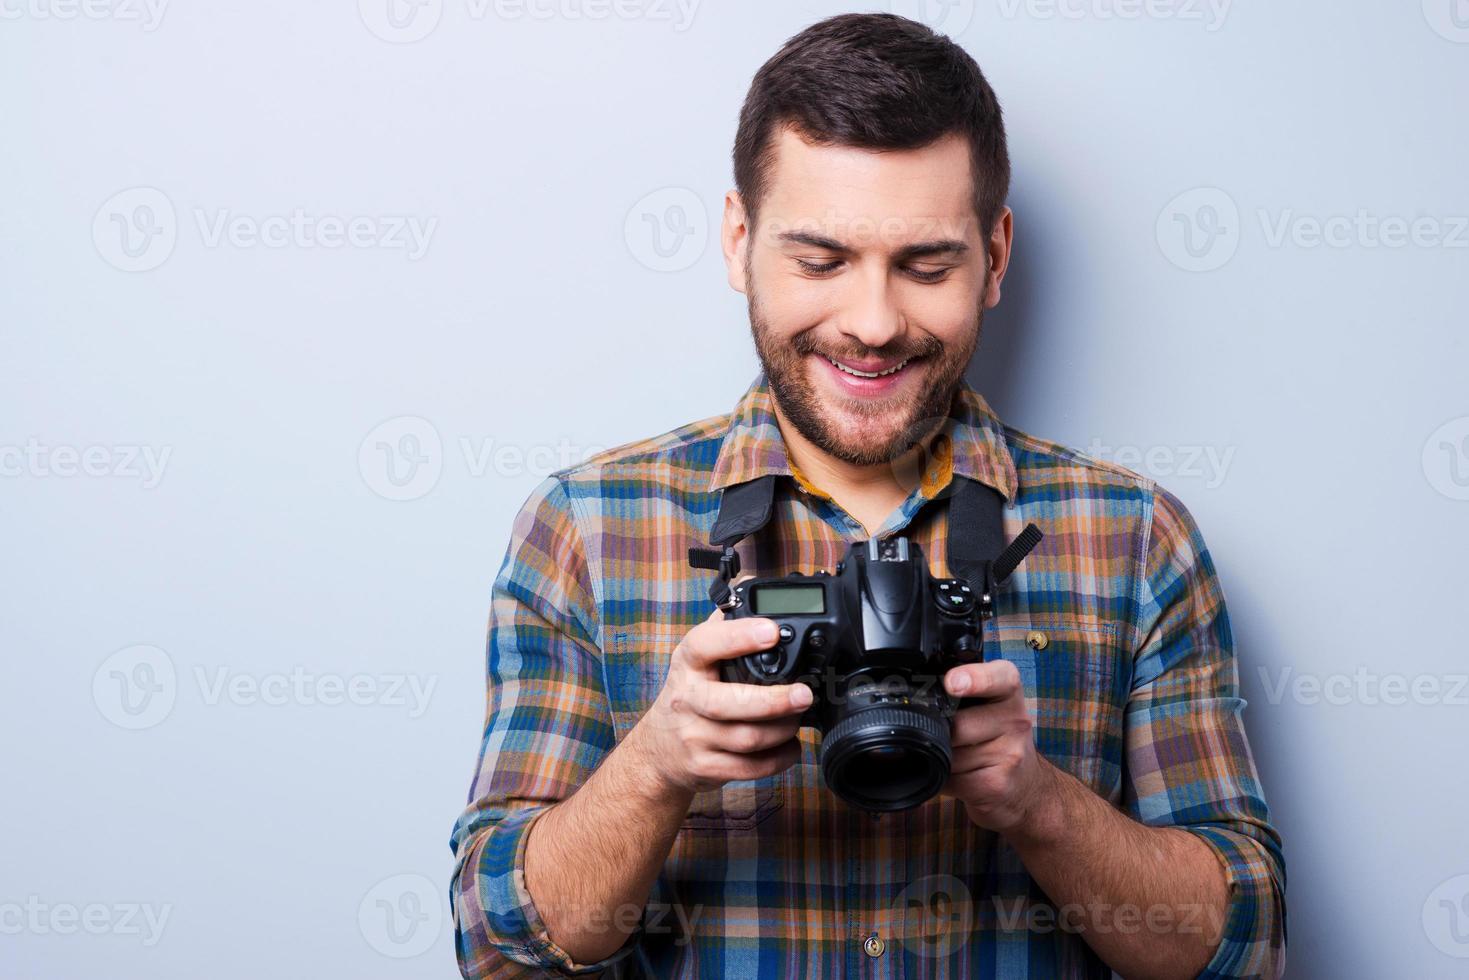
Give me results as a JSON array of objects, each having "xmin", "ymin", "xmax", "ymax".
[{"xmin": 709, "ymin": 373, "xmax": 1017, "ymax": 502}]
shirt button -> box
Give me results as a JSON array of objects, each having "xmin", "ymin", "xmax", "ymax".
[
  {"xmin": 862, "ymin": 934, "xmax": 885, "ymax": 958},
  {"xmin": 1027, "ymin": 630, "xmax": 1049, "ymax": 651}
]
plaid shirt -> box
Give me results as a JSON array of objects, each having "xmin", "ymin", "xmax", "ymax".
[{"xmin": 450, "ymin": 374, "xmax": 1285, "ymax": 979}]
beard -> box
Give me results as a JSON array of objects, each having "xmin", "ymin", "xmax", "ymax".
[{"xmin": 746, "ymin": 266, "xmax": 985, "ymax": 468}]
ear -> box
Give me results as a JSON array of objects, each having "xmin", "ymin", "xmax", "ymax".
[
  {"xmin": 982, "ymin": 206, "xmax": 1014, "ymax": 310},
  {"xmin": 722, "ymin": 190, "xmax": 750, "ymax": 294}
]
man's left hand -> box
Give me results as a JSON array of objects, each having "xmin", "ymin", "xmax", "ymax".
[{"xmin": 940, "ymin": 659, "xmax": 1057, "ymax": 832}]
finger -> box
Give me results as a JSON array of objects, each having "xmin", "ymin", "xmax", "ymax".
[
  {"xmin": 949, "ymin": 706, "xmax": 1011, "ymax": 748},
  {"xmin": 690, "ymin": 678, "xmax": 813, "ymax": 720},
  {"xmin": 704, "ymin": 719, "xmax": 803, "ymax": 755},
  {"xmin": 681, "ymin": 617, "xmax": 780, "ymax": 670},
  {"xmin": 948, "ymin": 741, "xmax": 1009, "ymax": 777},
  {"xmin": 951, "ymin": 728, "xmax": 1031, "ymax": 775},
  {"xmin": 702, "ymin": 738, "xmax": 803, "ymax": 783},
  {"xmin": 944, "ymin": 659, "xmax": 1023, "ymax": 700}
]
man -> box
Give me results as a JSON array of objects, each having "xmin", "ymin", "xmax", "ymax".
[{"xmin": 451, "ymin": 12, "xmax": 1284, "ymax": 979}]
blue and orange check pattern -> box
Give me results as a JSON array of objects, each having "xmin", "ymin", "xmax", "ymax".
[{"xmin": 450, "ymin": 374, "xmax": 1286, "ymax": 978}]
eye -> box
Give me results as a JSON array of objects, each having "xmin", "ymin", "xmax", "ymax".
[
  {"xmin": 905, "ymin": 266, "xmax": 952, "ymax": 283},
  {"xmin": 795, "ymin": 258, "xmax": 843, "ymax": 276}
]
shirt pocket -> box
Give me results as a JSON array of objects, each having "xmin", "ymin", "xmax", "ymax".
[
  {"xmin": 989, "ymin": 615, "xmax": 1129, "ymax": 798},
  {"xmin": 603, "ymin": 628, "xmax": 786, "ymax": 835}
]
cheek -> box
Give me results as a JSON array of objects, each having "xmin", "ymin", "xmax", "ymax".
[
  {"xmin": 752, "ymin": 264, "xmax": 835, "ymax": 330},
  {"xmin": 895, "ymin": 282, "xmax": 980, "ymax": 342}
]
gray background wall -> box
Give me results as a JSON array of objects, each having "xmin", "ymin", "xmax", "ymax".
[{"xmin": 3, "ymin": 1, "xmax": 1467, "ymax": 976}]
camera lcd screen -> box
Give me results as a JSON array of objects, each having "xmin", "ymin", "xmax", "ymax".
[{"xmin": 750, "ymin": 584, "xmax": 825, "ymax": 615}]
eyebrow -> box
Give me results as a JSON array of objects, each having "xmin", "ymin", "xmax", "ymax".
[{"xmin": 776, "ymin": 230, "xmax": 970, "ymax": 261}]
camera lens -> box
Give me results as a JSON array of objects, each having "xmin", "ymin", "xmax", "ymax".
[{"xmin": 820, "ymin": 700, "xmax": 952, "ymax": 812}]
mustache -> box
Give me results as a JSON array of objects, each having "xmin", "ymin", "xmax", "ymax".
[{"xmin": 789, "ymin": 330, "xmax": 943, "ymax": 363}]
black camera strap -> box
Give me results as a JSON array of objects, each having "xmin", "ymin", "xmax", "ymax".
[
  {"xmin": 946, "ymin": 476, "xmax": 1006, "ymax": 600},
  {"xmin": 691, "ymin": 471, "xmax": 1038, "ymax": 608},
  {"xmin": 708, "ymin": 473, "xmax": 778, "ymax": 548},
  {"xmin": 688, "ymin": 474, "xmax": 779, "ymax": 607}
]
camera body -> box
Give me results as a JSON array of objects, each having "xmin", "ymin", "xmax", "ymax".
[{"xmin": 718, "ymin": 536, "xmax": 992, "ymax": 812}]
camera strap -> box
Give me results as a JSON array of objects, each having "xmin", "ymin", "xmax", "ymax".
[
  {"xmin": 692, "ymin": 471, "xmax": 1037, "ymax": 608},
  {"xmin": 945, "ymin": 476, "xmax": 1007, "ymax": 599},
  {"xmin": 708, "ymin": 473, "xmax": 778, "ymax": 548}
]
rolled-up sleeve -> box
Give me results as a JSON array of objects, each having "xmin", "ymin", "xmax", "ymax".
[
  {"xmin": 1123, "ymin": 487, "xmax": 1287, "ymax": 980},
  {"xmin": 449, "ymin": 476, "xmax": 639, "ymax": 978}
]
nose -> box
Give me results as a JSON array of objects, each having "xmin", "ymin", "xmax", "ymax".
[{"xmin": 837, "ymin": 265, "xmax": 905, "ymax": 351}]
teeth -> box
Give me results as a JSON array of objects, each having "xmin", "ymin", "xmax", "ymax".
[{"xmin": 825, "ymin": 356, "xmax": 909, "ymax": 379}]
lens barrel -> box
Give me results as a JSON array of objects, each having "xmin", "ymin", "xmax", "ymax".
[{"xmin": 819, "ymin": 703, "xmax": 952, "ymax": 812}]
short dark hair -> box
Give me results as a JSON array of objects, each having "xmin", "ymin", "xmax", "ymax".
[{"xmin": 733, "ymin": 12, "xmax": 1010, "ymax": 238}]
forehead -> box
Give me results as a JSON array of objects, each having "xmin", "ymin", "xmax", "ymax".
[{"xmin": 757, "ymin": 124, "xmax": 980, "ymax": 247}]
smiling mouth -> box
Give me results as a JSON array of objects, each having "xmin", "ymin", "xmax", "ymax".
[{"xmin": 823, "ymin": 355, "xmax": 911, "ymax": 378}]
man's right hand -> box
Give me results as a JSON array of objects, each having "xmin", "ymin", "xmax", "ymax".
[
  {"xmin": 626, "ymin": 609, "xmax": 812, "ymax": 794},
  {"xmin": 521, "ymin": 609, "xmax": 813, "ymax": 966}
]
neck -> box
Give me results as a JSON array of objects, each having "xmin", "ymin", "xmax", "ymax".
[{"xmin": 770, "ymin": 401, "xmax": 948, "ymax": 534}]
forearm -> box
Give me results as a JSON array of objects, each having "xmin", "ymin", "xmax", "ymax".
[
  {"xmin": 523, "ymin": 721, "xmax": 694, "ymax": 965},
  {"xmin": 1005, "ymin": 759, "xmax": 1230, "ymax": 980}
]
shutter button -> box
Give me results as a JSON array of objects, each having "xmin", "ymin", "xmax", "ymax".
[{"xmin": 862, "ymin": 934, "xmax": 885, "ymax": 957}]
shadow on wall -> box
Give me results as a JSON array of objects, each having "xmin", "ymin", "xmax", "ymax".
[{"xmin": 966, "ymin": 193, "xmax": 1043, "ymax": 421}]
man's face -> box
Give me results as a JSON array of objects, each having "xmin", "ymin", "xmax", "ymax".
[{"xmin": 724, "ymin": 125, "xmax": 1010, "ymax": 468}]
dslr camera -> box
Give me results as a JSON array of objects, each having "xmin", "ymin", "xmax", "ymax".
[{"xmin": 690, "ymin": 526, "xmax": 1040, "ymax": 813}]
